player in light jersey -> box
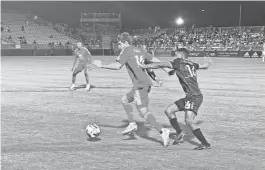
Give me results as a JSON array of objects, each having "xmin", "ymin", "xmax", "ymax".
[
  {"xmin": 139, "ymin": 48, "xmax": 213, "ymax": 150},
  {"xmin": 70, "ymin": 42, "xmax": 92, "ymax": 92},
  {"xmin": 93, "ymin": 32, "xmax": 171, "ymax": 147}
]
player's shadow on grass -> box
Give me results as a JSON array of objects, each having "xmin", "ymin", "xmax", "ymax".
[
  {"xmin": 74, "ymin": 84, "xmax": 128, "ymax": 90},
  {"xmin": 87, "ymin": 137, "xmax": 101, "ymax": 142},
  {"xmin": 101, "ymin": 120, "xmax": 203, "ymax": 146}
]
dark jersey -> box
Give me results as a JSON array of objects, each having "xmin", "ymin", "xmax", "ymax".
[{"xmin": 170, "ymin": 58, "xmax": 202, "ymax": 96}]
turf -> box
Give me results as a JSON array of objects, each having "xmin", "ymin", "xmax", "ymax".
[{"xmin": 1, "ymin": 56, "xmax": 265, "ymax": 170}]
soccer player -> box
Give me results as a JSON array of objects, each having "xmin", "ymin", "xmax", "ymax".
[
  {"xmin": 138, "ymin": 48, "xmax": 213, "ymax": 150},
  {"xmin": 92, "ymin": 32, "xmax": 171, "ymax": 147},
  {"xmin": 70, "ymin": 42, "xmax": 91, "ymax": 92}
]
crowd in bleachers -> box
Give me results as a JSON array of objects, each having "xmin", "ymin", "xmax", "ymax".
[
  {"xmin": 2, "ymin": 12, "xmax": 264, "ymax": 52},
  {"xmin": 133, "ymin": 26, "xmax": 264, "ymax": 50},
  {"xmin": 1, "ymin": 13, "xmax": 78, "ymax": 46}
]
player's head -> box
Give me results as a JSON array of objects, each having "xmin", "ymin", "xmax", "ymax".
[
  {"xmin": 175, "ymin": 48, "xmax": 189, "ymax": 59},
  {"xmin": 76, "ymin": 42, "xmax": 82, "ymax": 48},
  {"xmin": 117, "ymin": 32, "xmax": 133, "ymax": 50}
]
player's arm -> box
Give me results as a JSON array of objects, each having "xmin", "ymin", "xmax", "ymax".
[
  {"xmin": 99, "ymin": 61, "xmax": 123, "ymax": 70},
  {"xmin": 139, "ymin": 61, "xmax": 172, "ymax": 69},
  {"xmin": 150, "ymin": 57, "xmax": 173, "ymax": 73},
  {"xmin": 92, "ymin": 48, "xmax": 129, "ymax": 70},
  {"xmin": 197, "ymin": 56, "xmax": 213, "ymax": 70}
]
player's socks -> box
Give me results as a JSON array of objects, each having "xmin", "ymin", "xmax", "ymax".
[
  {"xmin": 145, "ymin": 113, "xmax": 163, "ymax": 132},
  {"xmin": 122, "ymin": 104, "xmax": 134, "ymax": 122},
  {"xmin": 72, "ymin": 75, "xmax": 76, "ymax": 84},
  {"xmin": 84, "ymin": 73, "xmax": 89, "ymax": 84},
  {"xmin": 170, "ymin": 118, "xmax": 182, "ymax": 134},
  {"xmin": 192, "ymin": 128, "xmax": 209, "ymax": 145}
]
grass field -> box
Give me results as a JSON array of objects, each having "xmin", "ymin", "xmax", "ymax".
[{"xmin": 1, "ymin": 55, "xmax": 265, "ymax": 170}]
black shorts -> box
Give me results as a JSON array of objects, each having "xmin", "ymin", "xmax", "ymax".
[{"xmin": 174, "ymin": 95, "xmax": 203, "ymax": 114}]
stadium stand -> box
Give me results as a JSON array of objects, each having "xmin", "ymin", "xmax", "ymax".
[
  {"xmin": 1, "ymin": 12, "xmax": 78, "ymax": 45},
  {"xmin": 1, "ymin": 11, "xmax": 264, "ymax": 56},
  {"xmin": 132, "ymin": 26, "xmax": 264, "ymax": 51}
]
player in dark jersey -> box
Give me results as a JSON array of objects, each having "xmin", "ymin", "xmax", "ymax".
[
  {"xmin": 92, "ymin": 32, "xmax": 171, "ymax": 147},
  {"xmin": 70, "ymin": 42, "xmax": 92, "ymax": 92},
  {"xmin": 138, "ymin": 48, "xmax": 213, "ymax": 150}
]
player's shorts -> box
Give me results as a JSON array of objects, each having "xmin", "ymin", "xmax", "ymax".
[
  {"xmin": 174, "ymin": 95, "xmax": 203, "ymax": 114},
  {"xmin": 74, "ymin": 63, "xmax": 91, "ymax": 73},
  {"xmin": 125, "ymin": 86, "xmax": 151, "ymax": 108}
]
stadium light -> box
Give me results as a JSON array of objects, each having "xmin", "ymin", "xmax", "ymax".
[{"xmin": 175, "ymin": 17, "xmax": 184, "ymax": 26}]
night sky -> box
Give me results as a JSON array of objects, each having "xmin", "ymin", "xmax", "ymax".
[{"xmin": 1, "ymin": 1, "xmax": 265, "ymax": 29}]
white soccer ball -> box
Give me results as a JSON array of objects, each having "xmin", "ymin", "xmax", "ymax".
[{"xmin": 86, "ymin": 124, "xmax": 101, "ymax": 138}]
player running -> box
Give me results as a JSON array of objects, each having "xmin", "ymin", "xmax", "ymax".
[
  {"xmin": 92, "ymin": 32, "xmax": 171, "ymax": 147},
  {"xmin": 138, "ymin": 48, "xmax": 213, "ymax": 150},
  {"xmin": 70, "ymin": 42, "xmax": 92, "ymax": 92}
]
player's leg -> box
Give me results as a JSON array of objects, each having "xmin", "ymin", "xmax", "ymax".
[
  {"xmin": 70, "ymin": 65, "xmax": 83, "ymax": 90},
  {"xmin": 262, "ymin": 51, "xmax": 265, "ymax": 62},
  {"xmin": 165, "ymin": 99, "xmax": 186, "ymax": 144},
  {"xmin": 184, "ymin": 96, "xmax": 211, "ymax": 150},
  {"xmin": 121, "ymin": 89, "xmax": 137, "ymax": 135},
  {"xmin": 135, "ymin": 86, "xmax": 170, "ymax": 147},
  {"xmin": 84, "ymin": 65, "xmax": 91, "ymax": 92}
]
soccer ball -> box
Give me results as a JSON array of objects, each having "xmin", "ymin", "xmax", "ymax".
[{"xmin": 86, "ymin": 124, "xmax": 101, "ymax": 138}]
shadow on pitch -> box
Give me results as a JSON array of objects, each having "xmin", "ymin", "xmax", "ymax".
[
  {"xmin": 87, "ymin": 137, "xmax": 101, "ymax": 142},
  {"xmin": 101, "ymin": 120, "xmax": 204, "ymax": 146},
  {"xmin": 74, "ymin": 84, "xmax": 128, "ymax": 90}
]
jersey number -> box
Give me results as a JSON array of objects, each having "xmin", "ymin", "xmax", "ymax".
[
  {"xmin": 185, "ymin": 101, "xmax": 194, "ymax": 110},
  {"xmin": 134, "ymin": 55, "xmax": 144, "ymax": 65},
  {"xmin": 185, "ymin": 65, "xmax": 197, "ymax": 78}
]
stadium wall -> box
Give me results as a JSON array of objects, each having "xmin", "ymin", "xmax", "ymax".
[
  {"xmin": 1, "ymin": 48, "xmax": 262, "ymax": 58},
  {"xmin": 153, "ymin": 48, "xmax": 263, "ymax": 58},
  {"xmin": 1, "ymin": 49, "xmax": 114, "ymax": 56}
]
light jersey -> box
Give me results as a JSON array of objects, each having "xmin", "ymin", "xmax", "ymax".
[
  {"xmin": 170, "ymin": 58, "xmax": 202, "ymax": 96},
  {"xmin": 74, "ymin": 47, "xmax": 91, "ymax": 65},
  {"xmin": 116, "ymin": 45, "xmax": 154, "ymax": 89}
]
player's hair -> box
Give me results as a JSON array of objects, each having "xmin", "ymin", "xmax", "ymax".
[
  {"xmin": 177, "ymin": 48, "xmax": 189, "ymax": 59},
  {"xmin": 117, "ymin": 32, "xmax": 133, "ymax": 45}
]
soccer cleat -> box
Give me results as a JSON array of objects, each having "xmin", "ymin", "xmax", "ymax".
[
  {"xmin": 172, "ymin": 131, "xmax": 186, "ymax": 145},
  {"xmin": 121, "ymin": 122, "xmax": 137, "ymax": 135},
  {"xmin": 160, "ymin": 128, "xmax": 170, "ymax": 147},
  {"xmin": 69, "ymin": 84, "xmax": 76, "ymax": 91},
  {"xmin": 85, "ymin": 84, "xmax": 91, "ymax": 92},
  {"xmin": 193, "ymin": 143, "xmax": 211, "ymax": 150}
]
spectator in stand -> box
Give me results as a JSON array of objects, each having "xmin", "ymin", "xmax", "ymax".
[{"xmin": 133, "ymin": 25, "xmax": 263, "ymax": 50}]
